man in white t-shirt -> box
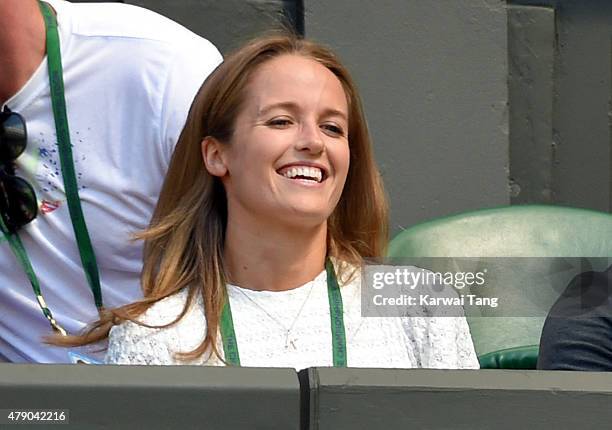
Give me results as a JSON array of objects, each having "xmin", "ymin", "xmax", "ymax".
[{"xmin": 0, "ymin": 0, "xmax": 222, "ymax": 362}]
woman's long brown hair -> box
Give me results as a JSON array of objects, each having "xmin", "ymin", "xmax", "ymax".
[{"xmin": 53, "ymin": 33, "xmax": 389, "ymax": 361}]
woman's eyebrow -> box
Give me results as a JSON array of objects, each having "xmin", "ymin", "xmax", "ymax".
[
  {"xmin": 257, "ymin": 101, "xmax": 299, "ymax": 117},
  {"xmin": 321, "ymin": 108, "xmax": 348, "ymax": 122},
  {"xmin": 258, "ymin": 102, "xmax": 348, "ymax": 121}
]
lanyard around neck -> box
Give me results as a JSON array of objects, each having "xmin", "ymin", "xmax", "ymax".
[
  {"xmin": 0, "ymin": 1, "xmax": 103, "ymax": 334},
  {"xmin": 220, "ymin": 259, "xmax": 347, "ymax": 367}
]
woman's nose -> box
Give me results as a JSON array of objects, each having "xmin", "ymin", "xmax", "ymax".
[{"xmin": 295, "ymin": 122, "xmax": 324, "ymax": 154}]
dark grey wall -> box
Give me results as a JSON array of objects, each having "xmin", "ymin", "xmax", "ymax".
[
  {"xmin": 306, "ymin": 0, "xmax": 510, "ymax": 233},
  {"xmin": 508, "ymin": 5, "xmax": 555, "ymax": 204},
  {"xmin": 509, "ymin": 0, "xmax": 612, "ymax": 213},
  {"xmin": 546, "ymin": 0, "xmax": 611, "ymax": 212}
]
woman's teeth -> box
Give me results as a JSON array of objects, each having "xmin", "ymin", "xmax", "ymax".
[{"xmin": 281, "ymin": 166, "xmax": 323, "ymax": 183}]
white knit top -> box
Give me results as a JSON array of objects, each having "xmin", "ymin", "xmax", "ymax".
[{"xmin": 105, "ymin": 268, "xmax": 479, "ymax": 369}]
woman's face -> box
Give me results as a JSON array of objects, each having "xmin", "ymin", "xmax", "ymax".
[{"xmin": 213, "ymin": 54, "xmax": 350, "ymax": 229}]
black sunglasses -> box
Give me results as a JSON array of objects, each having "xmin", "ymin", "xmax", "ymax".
[{"xmin": 0, "ymin": 108, "xmax": 37, "ymax": 233}]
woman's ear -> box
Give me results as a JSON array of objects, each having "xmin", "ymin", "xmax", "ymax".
[{"xmin": 202, "ymin": 136, "xmax": 228, "ymax": 177}]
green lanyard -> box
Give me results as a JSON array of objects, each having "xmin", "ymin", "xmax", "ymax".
[
  {"xmin": 0, "ymin": 1, "xmax": 103, "ymax": 335},
  {"xmin": 220, "ymin": 259, "xmax": 347, "ymax": 367},
  {"xmin": 0, "ymin": 216, "xmax": 66, "ymax": 335}
]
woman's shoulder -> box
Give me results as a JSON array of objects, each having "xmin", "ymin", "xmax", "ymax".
[
  {"xmin": 105, "ymin": 289, "xmax": 206, "ymax": 365},
  {"xmin": 108, "ymin": 289, "xmax": 205, "ymax": 346},
  {"xmin": 138, "ymin": 289, "xmax": 202, "ymax": 326}
]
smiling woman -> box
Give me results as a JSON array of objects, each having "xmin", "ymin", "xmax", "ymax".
[
  {"xmin": 57, "ymin": 33, "xmax": 479, "ymax": 369},
  {"xmin": 204, "ymin": 54, "xmax": 350, "ymax": 240}
]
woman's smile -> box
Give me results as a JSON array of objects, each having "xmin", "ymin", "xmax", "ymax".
[{"xmin": 277, "ymin": 162, "xmax": 328, "ymax": 186}]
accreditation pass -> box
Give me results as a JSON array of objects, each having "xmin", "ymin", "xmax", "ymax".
[{"xmin": 0, "ymin": 409, "xmax": 69, "ymax": 425}]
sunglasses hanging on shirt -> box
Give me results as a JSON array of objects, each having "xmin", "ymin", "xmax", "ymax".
[{"xmin": 0, "ymin": 107, "xmax": 38, "ymax": 232}]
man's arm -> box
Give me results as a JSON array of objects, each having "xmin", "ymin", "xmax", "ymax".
[{"xmin": 538, "ymin": 265, "xmax": 612, "ymax": 371}]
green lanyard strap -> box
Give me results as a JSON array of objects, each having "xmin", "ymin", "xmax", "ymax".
[
  {"xmin": 0, "ymin": 216, "xmax": 66, "ymax": 335},
  {"xmin": 326, "ymin": 259, "xmax": 347, "ymax": 367},
  {"xmin": 39, "ymin": 0, "xmax": 103, "ymax": 310},
  {"xmin": 0, "ymin": 1, "xmax": 104, "ymax": 335},
  {"xmin": 219, "ymin": 292, "xmax": 241, "ymax": 365},
  {"xmin": 220, "ymin": 260, "xmax": 347, "ymax": 367}
]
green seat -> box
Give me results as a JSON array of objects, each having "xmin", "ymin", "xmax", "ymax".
[{"xmin": 387, "ymin": 205, "xmax": 612, "ymax": 369}]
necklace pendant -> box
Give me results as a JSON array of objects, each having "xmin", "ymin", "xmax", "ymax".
[{"xmin": 285, "ymin": 333, "xmax": 297, "ymax": 350}]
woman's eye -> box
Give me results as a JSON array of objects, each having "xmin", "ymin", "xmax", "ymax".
[
  {"xmin": 267, "ymin": 118, "xmax": 292, "ymax": 127},
  {"xmin": 321, "ymin": 123, "xmax": 345, "ymax": 136}
]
